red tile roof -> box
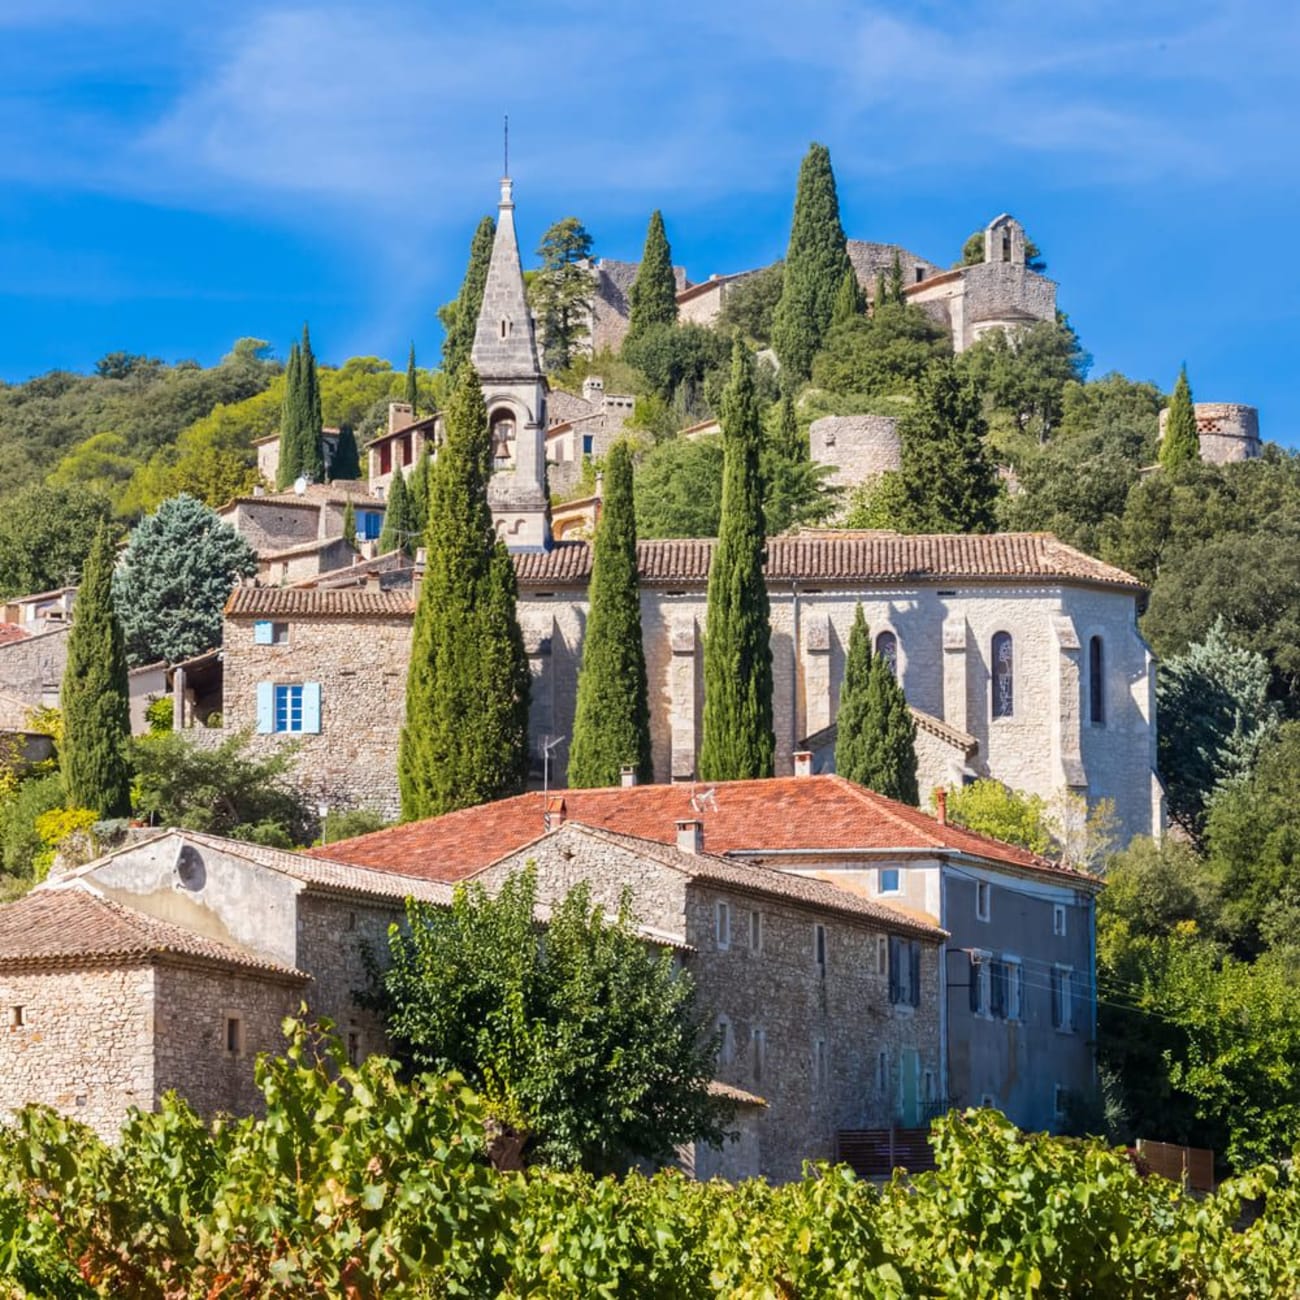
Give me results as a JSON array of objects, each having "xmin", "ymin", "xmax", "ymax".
[
  {"xmin": 313, "ymin": 775, "xmax": 1091, "ymax": 888},
  {"xmin": 225, "ymin": 587, "xmax": 413, "ymax": 617},
  {"xmin": 0, "ymin": 624, "xmax": 30, "ymax": 646},
  {"xmin": 0, "ymin": 885, "xmax": 307, "ymax": 978}
]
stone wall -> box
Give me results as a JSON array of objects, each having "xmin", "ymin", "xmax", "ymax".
[
  {"xmin": 0, "ymin": 963, "xmax": 155, "ymax": 1141},
  {"xmin": 1158, "ymin": 402, "xmax": 1261, "ymax": 465},
  {"xmin": 807, "ymin": 415, "xmax": 902, "ymax": 489},
  {"xmin": 907, "ymin": 262, "xmax": 1056, "ymax": 352},
  {"xmin": 0, "ymin": 625, "xmax": 68, "ymax": 710},
  {"xmin": 228, "ymin": 501, "xmax": 321, "ymax": 553}
]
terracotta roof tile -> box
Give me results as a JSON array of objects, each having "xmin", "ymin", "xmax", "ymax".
[
  {"xmin": 0, "ymin": 624, "xmax": 30, "ymax": 646},
  {"xmin": 225, "ymin": 587, "xmax": 413, "ymax": 617},
  {"xmin": 0, "ymin": 884, "xmax": 307, "ymax": 977},
  {"xmin": 313, "ymin": 775, "xmax": 1092, "ymax": 889}
]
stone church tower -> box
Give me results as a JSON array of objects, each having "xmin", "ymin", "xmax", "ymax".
[{"xmin": 471, "ymin": 175, "xmax": 552, "ymax": 551}]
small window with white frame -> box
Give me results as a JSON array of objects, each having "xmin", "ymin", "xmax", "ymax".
[
  {"xmin": 1051, "ymin": 965, "xmax": 1075, "ymax": 1032},
  {"xmin": 1005, "ymin": 957, "xmax": 1024, "ymax": 1021},
  {"xmin": 976, "ymin": 880, "xmax": 991, "ymax": 922},
  {"xmin": 715, "ymin": 900, "xmax": 731, "ymax": 950},
  {"xmin": 749, "ymin": 909, "xmax": 763, "ymax": 954},
  {"xmin": 1053, "ymin": 903, "xmax": 1067, "ymax": 938},
  {"xmin": 878, "ymin": 866, "xmax": 900, "ymax": 894},
  {"xmin": 813, "ymin": 923, "xmax": 827, "ymax": 973},
  {"xmin": 969, "ymin": 950, "xmax": 991, "ymax": 1016}
]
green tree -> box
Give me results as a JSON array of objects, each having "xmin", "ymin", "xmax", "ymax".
[
  {"xmin": 330, "ymin": 424, "xmax": 361, "ymax": 480},
  {"xmin": 299, "ymin": 325, "xmax": 325, "ymax": 482},
  {"xmin": 60, "ymin": 524, "xmax": 132, "ymax": 818},
  {"xmin": 771, "ymin": 143, "xmax": 853, "ymax": 380},
  {"xmin": 46, "ymin": 432, "xmax": 137, "ymax": 508},
  {"xmin": 830, "ymin": 268, "xmax": 864, "ymax": 326},
  {"xmin": 531, "ymin": 217, "xmax": 594, "ymax": 373},
  {"xmin": 377, "ymin": 467, "xmax": 415, "ymax": 556},
  {"xmin": 621, "ymin": 321, "xmax": 729, "ymax": 408},
  {"xmin": 568, "ymin": 442, "xmax": 652, "ymax": 787},
  {"xmin": 761, "ymin": 396, "xmax": 837, "ymax": 535},
  {"xmin": 276, "ymin": 340, "xmax": 303, "ymax": 489},
  {"xmin": 131, "ymin": 730, "xmax": 315, "ymax": 845},
  {"xmin": 896, "ymin": 361, "xmax": 1000, "ymax": 533},
  {"xmin": 769, "ymin": 148, "xmax": 852, "ymax": 379},
  {"xmin": 634, "ymin": 435, "xmax": 724, "ymax": 539},
  {"xmin": 1160, "ymin": 366, "xmax": 1200, "ymax": 471},
  {"xmin": 833, "ymin": 605, "xmax": 919, "ymax": 803},
  {"xmin": 698, "ymin": 342, "xmax": 775, "ymax": 781},
  {"xmin": 940, "ymin": 780, "xmax": 1053, "ymax": 855},
  {"xmin": 626, "ymin": 210, "xmax": 678, "ymax": 347},
  {"xmin": 716, "ymin": 261, "xmax": 784, "ymax": 345},
  {"xmin": 884, "ymin": 250, "xmax": 905, "ymax": 307},
  {"xmin": 342, "ymin": 497, "xmax": 356, "ymax": 548},
  {"xmin": 1157, "ymin": 620, "xmax": 1279, "ymax": 843},
  {"xmin": 398, "ymin": 365, "xmax": 529, "ymax": 819},
  {"xmin": 810, "ymin": 300, "xmax": 950, "ymax": 399},
  {"xmin": 408, "ymin": 451, "xmax": 430, "ymax": 536},
  {"xmin": 439, "ymin": 216, "xmax": 495, "ymax": 377},
  {"xmin": 112, "ymin": 494, "xmax": 258, "ymax": 666},
  {"xmin": 960, "ymin": 228, "xmax": 1046, "ymax": 272},
  {"xmin": 0, "ymin": 483, "xmax": 111, "ymax": 599},
  {"xmin": 405, "ymin": 342, "xmax": 418, "ymax": 412},
  {"xmin": 373, "ymin": 867, "xmax": 729, "ymax": 1172}
]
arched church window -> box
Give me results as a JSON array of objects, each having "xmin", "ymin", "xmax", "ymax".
[
  {"xmin": 992, "ymin": 632, "xmax": 1014, "ymax": 719},
  {"xmin": 489, "ymin": 409, "xmax": 516, "ymax": 467},
  {"xmin": 1089, "ymin": 636, "xmax": 1105, "ymax": 726},
  {"xmin": 875, "ymin": 630, "xmax": 898, "ymax": 678},
  {"xmin": 499, "ymin": 318, "xmax": 512, "ymax": 340}
]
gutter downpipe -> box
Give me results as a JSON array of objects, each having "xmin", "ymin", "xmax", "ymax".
[
  {"xmin": 940, "ymin": 867, "xmax": 949, "ymax": 1111},
  {"xmin": 791, "ymin": 580, "xmax": 801, "ymax": 766}
]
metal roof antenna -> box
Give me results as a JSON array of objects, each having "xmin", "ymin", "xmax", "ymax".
[{"xmin": 690, "ymin": 787, "xmax": 717, "ymax": 814}]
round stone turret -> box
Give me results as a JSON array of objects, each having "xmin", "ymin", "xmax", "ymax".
[
  {"xmin": 1158, "ymin": 402, "xmax": 1260, "ymax": 465},
  {"xmin": 808, "ymin": 415, "xmax": 902, "ymax": 489}
]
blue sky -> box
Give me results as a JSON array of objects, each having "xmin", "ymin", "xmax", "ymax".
[{"xmin": 2, "ymin": 1, "xmax": 1298, "ymax": 440}]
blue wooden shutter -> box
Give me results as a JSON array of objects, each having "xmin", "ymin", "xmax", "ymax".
[
  {"xmin": 254, "ymin": 620, "xmax": 273, "ymax": 645},
  {"xmin": 302, "ymin": 682, "xmax": 322, "ymax": 734},
  {"xmin": 256, "ymin": 682, "xmax": 274, "ymax": 733},
  {"xmin": 909, "ymin": 942, "xmax": 921, "ymax": 1007},
  {"xmin": 888, "ymin": 937, "xmax": 901, "ymax": 1004}
]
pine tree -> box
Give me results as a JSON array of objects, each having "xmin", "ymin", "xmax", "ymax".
[
  {"xmin": 398, "ymin": 364, "xmax": 529, "ymax": 819},
  {"xmin": 405, "ymin": 342, "xmax": 419, "ymax": 413},
  {"xmin": 568, "ymin": 441, "xmax": 652, "ymax": 787},
  {"xmin": 440, "ymin": 217, "xmax": 496, "ymax": 376},
  {"xmin": 408, "ymin": 452, "xmax": 430, "ymax": 537},
  {"xmin": 276, "ymin": 342, "xmax": 302, "ymax": 489},
  {"xmin": 770, "ymin": 143, "xmax": 853, "ymax": 381},
  {"xmin": 698, "ymin": 341, "xmax": 775, "ymax": 781},
  {"xmin": 378, "ymin": 467, "xmax": 414, "ymax": 555},
  {"xmin": 626, "ymin": 210, "xmax": 678, "ymax": 347},
  {"xmin": 331, "ymin": 424, "xmax": 361, "ymax": 480},
  {"xmin": 298, "ymin": 324, "xmax": 325, "ymax": 483},
  {"xmin": 831, "ymin": 268, "xmax": 864, "ymax": 326},
  {"xmin": 834, "ymin": 605, "xmax": 918, "ymax": 803},
  {"xmin": 1160, "ymin": 365, "xmax": 1200, "ymax": 471},
  {"xmin": 342, "ymin": 497, "xmax": 357, "ymax": 548},
  {"xmin": 62, "ymin": 522, "xmax": 132, "ymax": 817},
  {"xmin": 897, "ymin": 361, "xmax": 1000, "ymax": 533}
]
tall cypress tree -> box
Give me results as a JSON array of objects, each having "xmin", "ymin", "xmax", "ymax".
[
  {"xmin": 770, "ymin": 143, "xmax": 853, "ymax": 381},
  {"xmin": 886, "ymin": 249, "xmax": 906, "ymax": 306},
  {"xmin": 62, "ymin": 523, "xmax": 132, "ymax": 817},
  {"xmin": 834, "ymin": 605, "xmax": 918, "ymax": 803},
  {"xmin": 1160, "ymin": 365, "xmax": 1200, "ymax": 471},
  {"xmin": 405, "ymin": 342, "xmax": 419, "ymax": 413},
  {"xmin": 299, "ymin": 324, "xmax": 325, "ymax": 483},
  {"xmin": 408, "ymin": 451, "xmax": 430, "ymax": 537},
  {"xmin": 276, "ymin": 342, "xmax": 303, "ymax": 489},
  {"xmin": 626, "ymin": 210, "xmax": 678, "ymax": 347},
  {"xmin": 440, "ymin": 216, "xmax": 496, "ymax": 376},
  {"xmin": 331, "ymin": 424, "xmax": 361, "ymax": 480},
  {"xmin": 698, "ymin": 341, "xmax": 775, "ymax": 782},
  {"xmin": 342, "ymin": 497, "xmax": 357, "ymax": 548},
  {"xmin": 399, "ymin": 364, "xmax": 529, "ymax": 819},
  {"xmin": 897, "ymin": 361, "xmax": 999, "ymax": 534},
  {"xmin": 378, "ymin": 467, "xmax": 414, "ymax": 555},
  {"xmin": 773, "ymin": 389, "xmax": 805, "ymax": 462},
  {"xmin": 568, "ymin": 441, "xmax": 652, "ymax": 787},
  {"xmin": 831, "ymin": 267, "xmax": 864, "ymax": 326}
]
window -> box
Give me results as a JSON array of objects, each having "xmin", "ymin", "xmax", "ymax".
[
  {"xmin": 914, "ymin": 266, "xmax": 925, "ymax": 284},
  {"xmin": 1054, "ymin": 1084, "xmax": 1068, "ymax": 1120},
  {"xmin": 875, "ymin": 630, "xmax": 898, "ymax": 678},
  {"xmin": 813, "ymin": 923, "xmax": 827, "ymax": 973},
  {"xmin": 717, "ymin": 1016, "xmax": 734, "ymax": 1065},
  {"xmin": 879, "ymin": 867, "xmax": 900, "ymax": 894},
  {"xmin": 489, "ymin": 409, "xmax": 516, "ymax": 465},
  {"xmin": 976, "ymin": 880, "xmax": 991, "ymax": 922},
  {"xmin": 378, "ymin": 442, "xmax": 392, "ymax": 475},
  {"xmin": 253, "ymin": 620, "xmax": 288, "ymax": 646},
  {"xmin": 1089, "ymin": 636, "xmax": 1105, "ymax": 726},
  {"xmin": 9, "ymin": 1006, "xmax": 23, "ymax": 1029},
  {"xmin": 357, "ymin": 510, "xmax": 382, "ymax": 541},
  {"xmin": 876, "ymin": 934, "xmax": 889, "ymax": 976},
  {"xmin": 1053, "ymin": 904, "xmax": 1067, "ymax": 938},
  {"xmin": 990, "ymin": 959, "xmax": 1007, "ymax": 1020},
  {"xmin": 813, "ymin": 1037, "xmax": 828, "ymax": 1090},
  {"xmin": 889, "ymin": 936, "xmax": 922, "ymax": 1008},
  {"xmin": 400, "ymin": 435, "xmax": 412, "ymax": 467},
  {"xmin": 499, "ymin": 318, "xmax": 511, "ymax": 339},
  {"xmin": 257, "ymin": 682, "xmax": 322, "ymax": 735},
  {"xmin": 980, "ymin": 1093, "xmax": 996, "ymax": 1110},
  {"xmin": 1051, "ymin": 965, "xmax": 1075, "ymax": 1032},
  {"xmin": 992, "ymin": 631, "xmax": 1014, "ymax": 718},
  {"xmin": 749, "ymin": 909, "xmax": 763, "ymax": 954},
  {"xmin": 968, "ymin": 952, "xmax": 990, "ymax": 1016},
  {"xmin": 225, "ymin": 1015, "xmax": 243, "ymax": 1056},
  {"xmin": 715, "ymin": 900, "xmax": 731, "ymax": 950},
  {"xmin": 751, "ymin": 1027, "xmax": 766, "ymax": 1083},
  {"xmin": 582, "ymin": 434, "xmax": 594, "ymax": 456},
  {"xmin": 1005, "ymin": 958, "xmax": 1024, "ymax": 1021}
]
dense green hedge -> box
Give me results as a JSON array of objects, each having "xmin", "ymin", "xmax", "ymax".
[{"xmin": 2, "ymin": 1021, "xmax": 1298, "ymax": 1298}]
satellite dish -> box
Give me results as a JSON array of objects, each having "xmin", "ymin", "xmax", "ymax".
[{"xmin": 293, "ymin": 476, "xmax": 307, "ymax": 496}]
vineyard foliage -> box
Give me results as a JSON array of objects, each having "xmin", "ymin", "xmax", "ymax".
[{"xmin": 1, "ymin": 1021, "xmax": 1299, "ymax": 1298}]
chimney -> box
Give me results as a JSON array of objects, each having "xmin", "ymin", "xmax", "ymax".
[
  {"xmin": 675, "ymin": 818, "xmax": 703, "ymax": 855},
  {"xmin": 252, "ymin": 483, "xmax": 265, "ymax": 497},
  {"xmin": 544, "ymin": 796, "xmax": 566, "ymax": 831},
  {"xmin": 934, "ymin": 787, "xmax": 948, "ymax": 826},
  {"xmin": 620, "ymin": 765, "xmax": 637, "ymax": 788},
  {"xmin": 793, "ymin": 750, "xmax": 813, "ymax": 778},
  {"xmin": 388, "ymin": 401, "xmax": 414, "ymax": 435}
]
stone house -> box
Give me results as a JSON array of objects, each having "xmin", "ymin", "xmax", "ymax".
[
  {"xmin": 545, "ymin": 376, "xmax": 635, "ymax": 497},
  {"xmin": 319, "ymin": 773, "xmax": 1098, "ymax": 1138},
  {"xmin": 0, "ymin": 828, "xmax": 452, "ymax": 1141}
]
